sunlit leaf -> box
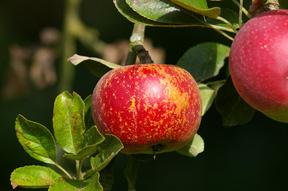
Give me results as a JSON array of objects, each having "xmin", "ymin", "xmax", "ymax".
[
  {"xmin": 69, "ymin": 54, "xmax": 121, "ymax": 69},
  {"xmin": 53, "ymin": 91, "xmax": 86, "ymax": 154},
  {"xmin": 177, "ymin": 42, "xmax": 230, "ymax": 82},
  {"xmin": 90, "ymin": 135, "xmax": 123, "ymax": 172},
  {"xmin": 171, "ymin": 0, "xmax": 221, "ymax": 18},
  {"xmin": 199, "ymin": 80, "xmax": 225, "ymax": 116},
  {"xmin": 15, "ymin": 115, "xmax": 57, "ymax": 164},
  {"xmin": 48, "ymin": 173, "xmax": 103, "ymax": 191},
  {"xmin": 64, "ymin": 126, "xmax": 105, "ymax": 160},
  {"xmin": 11, "ymin": 165, "xmax": 61, "ymax": 189},
  {"xmin": 177, "ymin": 134, "xmax": 204, "ymax": 157},
  {"xmin": 125, "ymin": 0, "xmax": 205, "ymax": 25},
  {"xmin": 113, "ymin": 0, "xmax": 167, "ymax": 26}
]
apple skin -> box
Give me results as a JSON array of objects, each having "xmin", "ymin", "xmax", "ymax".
[
  {"xmin": 229, "ymin": 10, "xmax": 288, "ymax": 123},
  {"xmin": 92, "ymin": 64, "xmax": 201, "ymax": 154}
]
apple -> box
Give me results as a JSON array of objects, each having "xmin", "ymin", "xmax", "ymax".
[
  {"xmin": 92, "ymin": 64, "xmax": 201, "ymax": 154},
  {"xmin": 229, "ymin": 10, "xmax": 288, "ymax": 123}
]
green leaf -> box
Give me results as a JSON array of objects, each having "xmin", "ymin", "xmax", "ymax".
[
  {"xmin": 199, "ymin": 80, "xmax": 225, "ymax": 116},
  {"xmin": 48, "ymin": 173, "xmax": 103, "ymax": 191},
  {"xmin": 207, "ymin": 8, "xmax": 240, "ymax": 30},
  {"xmin": 215, "ymin": 79, "xmax": 255, "ymax": 127},
  {"xmin": 69, "ymin": 54, "xmax": 121, "ymax": 77},
  {"xmin": 125, "ymin": 0, "xmax": 205, "ymax": 25},
  {"xmin": 91, "ymin": 135, "xmax": 123, "ymax": 172},
  {"xmin": 69, "ymin": 54, "xmax": 122, "ymax": 69},
  {"xmin": 220, "ymin": 8, "xmax": 240, "ymax": 29},
  {"xmin": 15, "ymin": 115, "xmax": 57, "ymax": 164},
  {"xmin": 113, "ymin": 0, "xmax": 167, "ymax": 26},
  {"xmin": 83, "ymin": 126, "xmax": 105, "ymax": 146},
  {"xmin": 124, "ymin": 157, "xmax": 139, "ymax": 191},
  {"xmin": 171, "ymin": 0, "xmax": 221, "ymax": 18},
  {"xmin": 64, "ymin": 126, "xmax": 105, "ymax": 160},
  {"xmin": 99, "ymin": 166, "xmax": 114, "ymax": 191},
  {"xmin": 177, "ymin": 42, "xmax": 230, "ymax": 82},
  {"xmin": 177, "ymin": 134, "xmax": 204, "ymax": 157},
  {"xmin": 53, "ymin": 91, "xmax": 86, "ymax": 154},
  {"xmin": 84, "ymin": 95, "xmax": 92, "ymax": 115},
  {"xmin": 10, "ymin": 165, "xmax": 61, "ymax": 189},
  {"xmin": 84, "ymin": 95, "xmax": 94, "ymax": 129}
]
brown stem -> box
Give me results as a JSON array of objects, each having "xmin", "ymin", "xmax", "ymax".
[
  {"xmin": 132, "ymin": 45, "xmax": 153, "ymax": 64},
  {"xmin": 250, "ymin": 0, "xmax": 279, "ymax": 16},
  {"xmin": 125, "ymin": 24, "xmax": 154, "ymax": 65},
  {"xmin": 264, "ymin": 0, "xmax": 279, "ymax": 10}
]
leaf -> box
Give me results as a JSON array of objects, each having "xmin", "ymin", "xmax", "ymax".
[
  {"xmin": 48, "ymin": 173, "xmax": 103, "ymax": 191},
  {"xmin": 84, "ymin": 95, "xmax": 94, "ymax": 129},
  {"xmin": 99, "ymin": 166, "xmax": 114, "ymax": 191},
  {"xmin": 69, "ymin": 54, "xmax": 122, "ymax": 77},
  {"xmin": 219, "ymin": 8, "xmax": 240, "ymax": 29},
  {"xmin": 53, "ymin": 91, "xmax": 86, "ymax": 154},
  {"xmin": 90, "ymin": 135, "xmax": 123, "ymax": 172},
  {"xmin": 177, "ymin": 42, "xmax": 230, "ymax": 82},
  {"xmin": 10, "ymin": 165, "xmax": 61, "ymax": 189},
  {"xmin": 113, "ymin": 0, "xmax": 167, "ymax": 26},
  {"xmin": 84, "ymin": 95, "xmax": 92, "ymax": 115},
  {"xmin": 199, "ymin": 80, "xmax": 225, "ymax": 116},
  {"xmin": 69, "ymin": 54, "xmax": 121, "ymax": 69},
  {"xmin": 124, "ymin": 157, "xmax": 139, "ymax": 191},
  {"xmin": 83, "ymin": 126, "xmax": 105, "ymax": 146},
  {"xmin": 177, "ymin": 134, "xmax": 204, "ymax": 157},
  {"xmin": 125, "ymin": 0, "xmax": 205, "ymax": 25},
  {"xmin": 208, "ymin": 8, "xmax": 240, "ymax": 30},
  {"xmin": 215, "ymin": 79, "xmax": 255, "ymax": 127},
  {"xmin": 15, "ymin": 115, "xmax": 57, "ymax": 164},
  {"xmin": 171, "ymin": 0, "xmax": 221, "ymax": 18},
  {"xmin": 64, "ymin": 126, "xmax": 105, "ymax": 160}
]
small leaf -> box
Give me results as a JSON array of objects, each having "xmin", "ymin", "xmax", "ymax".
[
  {"xmin": 219, "ymin": 8, "xmax": 240, "ymax": 29},
  {"xmin": 53, "ymin": 91, "xmax": 86, "ymax": 154},
  {"xmin": 177, "ymin": 134, "xmax": 204, "ymax": 157},
  {"xmin": 83, "ymin": 126, "xmax": 105, "ymax": 146},
  {"xmin": 84, "ymin": 95, "xmax": 94, "ymax": 128},
  {"xmin": 199, "ymin": 80, "xmax": 225, "ymax": 116},
  {"xmin": 125, "ymin": 0, "xmax": 205, "ymax": 25},
  {"xmin": 69, "ymin": 54, "xmax": 121, "ymax": 69},
  {"xmin": 64, "ymin": 126, "xmax": 105, "ymax": 160},
  {"xmin": 10, "ymin": 165, "xmax": 61, "ymax": 189},
  {"xmin": 113, "ymin": 0, "xmax": 167, "ymax": 26},
  {"xmin": 48, "ymin": 173, "xmax": 103, "ymax": 191},
  {"xmin": 91, "ymin": 135, "xmax": 123, "ymax": 172},
  {"xmin": 215, "ymin": 79, "xmax": 255, "ymax": 127},
  {"xmin": 84, "ymin": 95, "xmax": 92, "ymax": 115},
  {"xmin": 15, "ymin": 115, "xmax": 57, "ymax": 164},
  {"xmin": 207, "ymin": 8, "xmax": 240, "ymax": 32},
  {"xmin": 124, "ymin": 157, "xmax": 139, "ymax": 191},
  {"xmin": 171, "ymin": 0, "xmax": 221, "ymax": 18},
  {"xmin": 177, "ymin": 42, "xmax": 230, "ymax": 82},
  {"xmin": 99, "ymin": 166, "xmax": 114, "ymax": 191}
]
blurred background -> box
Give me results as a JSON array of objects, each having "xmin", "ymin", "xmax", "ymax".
[{"xmin": 1, "ymin": 0, "xmax": 288, "ymax": 190}]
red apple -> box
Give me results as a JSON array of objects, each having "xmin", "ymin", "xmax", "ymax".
[
  {"xmin": 92, "ymin": 64, "xmax": 201, "ymax": 154},
  {"xmin": 229, "ymin": 10, "xmax": 288, "ymax": 123}
]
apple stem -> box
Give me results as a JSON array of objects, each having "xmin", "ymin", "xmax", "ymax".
[
  {"xmin": 125, "ymin": 23, "xmax": 154, "ymax": 65},
  {"xmin": 264, "ymin": 0, "xmax": 280, "ymax": 11},
  {"xmin": 250, "ymin": 0, "xmax": 279, "ymax": 16},
  {"xmin": 132, "ymin": 45, "xmax": 154, "ymax": 64}
]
